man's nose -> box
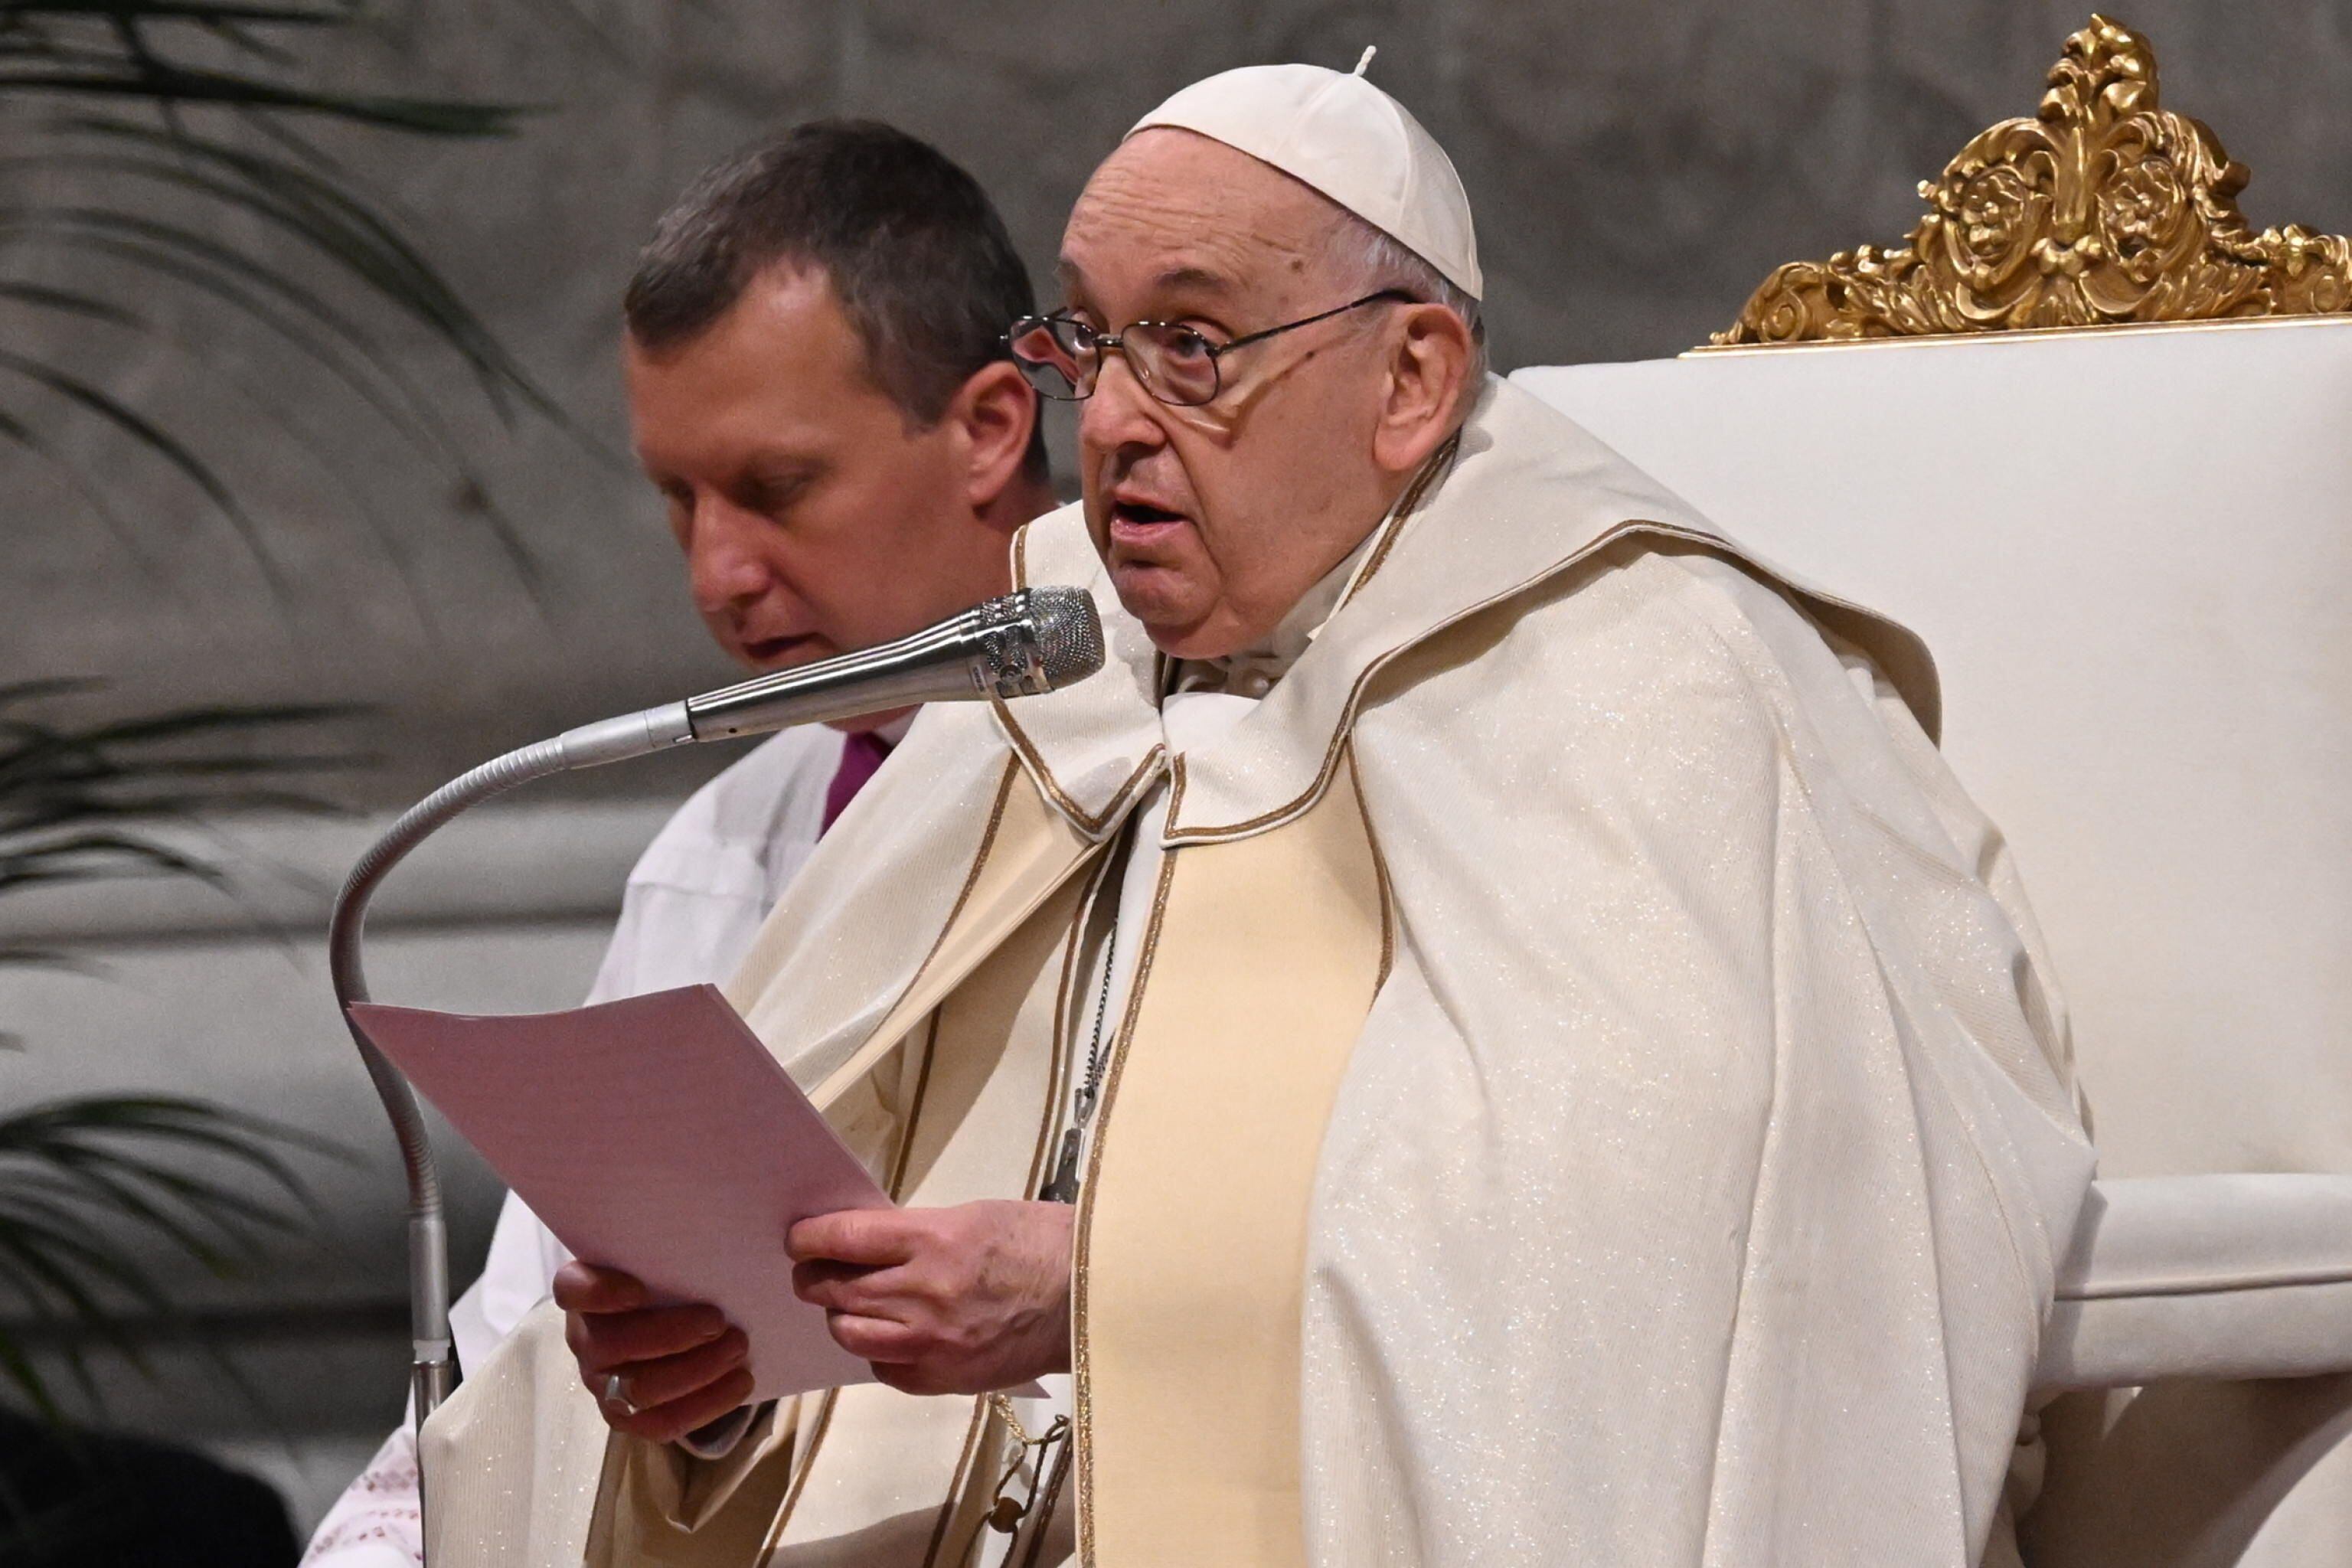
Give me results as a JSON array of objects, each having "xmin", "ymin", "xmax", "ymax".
[
  {"xmin": 1077, "ymin": 352, "xmax": 1169, "ymax": 457},
  {"xmin": 684, "ymin": 500, "xmax": 774, "ymax": 612}
]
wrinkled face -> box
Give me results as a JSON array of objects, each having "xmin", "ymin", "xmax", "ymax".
[
  {"xmin": 1060, "ymin": 131, "xmax": 1413, "ymax": 659},
  {"xmin": 626, "ymin": 266, "xmax": 1012, "ymax": 686}
]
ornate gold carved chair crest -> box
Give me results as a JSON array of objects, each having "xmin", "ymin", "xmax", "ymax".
[{"xmin": 1716, "ymin": 15, "xmax": 2351, "ymax": 344}]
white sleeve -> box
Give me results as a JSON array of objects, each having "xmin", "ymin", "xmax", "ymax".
[
  {"xmin": 298, "ymin": 1426, "xmax": 423, "ymax": 1566},
  {"xmin": 581, "ymin": 879, "xmax": 771, "ymax": 1001}
]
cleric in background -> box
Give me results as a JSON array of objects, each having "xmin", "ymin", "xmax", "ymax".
[
  {"xmin": 300, "ymin": 119, "xmax": 1055, "ymax": 1565},
  {"xmin": 449, "ymin": 58, "xmax": 2093, "ymax": 1568}
]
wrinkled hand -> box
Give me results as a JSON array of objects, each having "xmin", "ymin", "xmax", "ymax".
[
  {"xmin": 553, "ymin": 1263, "xmax": 753, "ymax": 1444},
  {"xmin": 788, "ymin": 1200, "xmax": 1074, "ymax": 1396}
]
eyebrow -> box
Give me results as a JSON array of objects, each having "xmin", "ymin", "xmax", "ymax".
[
  {"xmin": 1054, "ymin": 256, "xmax": 1242, "ymax": 303},
  {"xmin": 1152, "ymin": 263, "xmax": 1236, "ymax": 297},
  {"xmin": 638, "ymin": 446, "xmax": 825, "ymax": 491}
]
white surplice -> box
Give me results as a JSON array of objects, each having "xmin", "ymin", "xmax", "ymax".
[{"xmin": 301, "ymin": 724, "xmax": 848, "ymax": 1566}]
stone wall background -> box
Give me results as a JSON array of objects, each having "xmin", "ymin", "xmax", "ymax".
[
  {"xmin": 5, "ymin": 0, "xmax": 2348, "ymax": 799},
  {"xmin": 4, "ymin": 0, "xmax": 2350, "ymax": 1537}
]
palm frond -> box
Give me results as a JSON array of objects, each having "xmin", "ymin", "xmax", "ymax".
[
  {"xmin": 0, "ymin": 682, "xmax": 371, "ymax": 1417},
  {"xmin": 0, "ymin": 346, "xmax": 293, "ymax": 598},
  {"xmin": 0, "ymin": 689, "xmax": 361, "ymax": 895},
  {"xmin": 0, "ymin": 1093, "xmax": 346, "ymax": 1414},
  {"xmin": 29, "ymin": 119, "xmax": 557, "ymax": 418},
  {"xmin": 0, "ymin": 0, "xmax": 576, "ymax": 583},
  {"xmin": 1, "ymin": 4, "xmax": 524, "ymax": 136},
  {"xmin": 0, "ymin": 410, "xmax": 154, "ymax": 567}
]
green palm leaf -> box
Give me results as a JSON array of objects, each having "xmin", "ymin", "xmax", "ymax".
[
  {"xmin": 0, "ymin": 346, "xmax": 296, "ymax": 598},
  {"xmin": 0, "ymin": 685, "xmax": 364, "ymax": 1415},
  {"xmin": 0, "ymin": 1096, "xmax": 345, "ymax": 1418},
  {"xmin": 0, "ymin": 0, "xmax": 573, "ymax": 581}
]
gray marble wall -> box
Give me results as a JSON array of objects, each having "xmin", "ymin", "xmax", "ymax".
[
  {"xmin": 5, "ymin": 1, "xmax": 2348, "ymax": 797},
  {"xmin": 5, "ymin": 3, "xmax": 2347, "ymax": 1533}
]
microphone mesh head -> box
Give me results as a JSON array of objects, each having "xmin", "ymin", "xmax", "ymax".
[{"xmin": 1026, "ymin": 586, "xmax": 1106, "ymax": 686}]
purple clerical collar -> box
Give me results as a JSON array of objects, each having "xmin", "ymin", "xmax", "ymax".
[{"xmin": 820, "ymin": 724, "xmax": 900, "ymax": 835}]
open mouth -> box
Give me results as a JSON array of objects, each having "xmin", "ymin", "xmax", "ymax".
[
  {"xmin": 742, "ymin": 632, "xmax": 818, "ymax": 666},
  {"xmin": 1110, "ymin": 498, "xmax": 1187, "ymax": 531}
]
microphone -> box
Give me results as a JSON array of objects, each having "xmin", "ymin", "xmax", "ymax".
[
  {"xmin": 325, "ymin": 586, "xmax": 1102, "ymax": 1436},
  {"xmin": 554, "ymin": 584, "xmax": 1107, "ymax": 767}
]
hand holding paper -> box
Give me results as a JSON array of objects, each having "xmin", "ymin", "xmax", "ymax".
[
  {"xmin": 551, "ymin": 1261, "xmax": 755, "ymax": 1444},
  {"xmin": 786, "ymin": 1199, "xmax": 1076, "ymax": 1396},
  {"xmin": 348, "ymin": 982, "xmax": 1075, "ymax": 1432},
  {"xmin": 348, "ymin": 984, "xmax": 891, "ymax": 1405}
]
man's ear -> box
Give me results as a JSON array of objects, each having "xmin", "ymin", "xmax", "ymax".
[
  {"xmin": 948, "ymin": 360, "xmax": 1040, "ymax": 511},
  {"xmin": 1372, "ymin": 303, "xmax": 1475, "ymax": 475}
]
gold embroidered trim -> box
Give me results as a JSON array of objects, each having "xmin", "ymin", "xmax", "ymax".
[
  {"xmin": 941, "ymin": 759, "xmax": 1023, "ymax": 948},
  {"xmin": 1069, "ymin": 848, "xmax": 1181, "ymax": 1568},
  {"xmin": 1001, "ymin": 426, "xmax": 1452, "ymax": 848},
  {"xmin": 1713, "ymin": 15, "xmax": 2352, "ymax": 345},
  {"xmin": 1160, "ymin": 753, "xmax": 1188, "ymax": 833},
  {"xmin": 1155, "ymin": 439, "xmax": 1481, "ymax": 845},
  {"xmin": 1161, "ymin": 518, "xmax": 1895, "ymax": 844},
  {"xmin": 753, "ymin": 1387, "xmax": 840, "ymax": 1566},
  {"xmin": 918, "ymin": 1400, "xmax": 992, "ymax": 1568},
  {"xmin": 953, "ymin": 867, "xmax": 1112, "ymax": 1557},
  {"xmin": 994, "ymin": 444, "xmax": 1462, "ymax": 849},
  {"xmin": 763, "ymin": 1009, "xmax": 948, "ymax": 1558},
  {"xmin": 993, "ymin": 690, "xmax": 1166, "ymax": 840},
  {"xmin": 905, "ymin": 851, "xmax": 1109, "ymax": 1562},
  {"xmin": 1344, "ymin": 430, "xmax": 1461, "ymax": 606},
  {"xmin": 998, "ymin": 511, "xmax": 1170, "ymax": 843},
  {"xmin": 769, "ymin": 760, "xmax": 1018, "ymax": 1551},
  {"xmin": 886, "ymin": 1013, "xmax": 943, "ymax": 1195}
]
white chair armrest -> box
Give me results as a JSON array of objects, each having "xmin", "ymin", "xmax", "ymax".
[{"xmin": 2035, "ymin": 1175, "xmax": 2352, "ymax": 1393}]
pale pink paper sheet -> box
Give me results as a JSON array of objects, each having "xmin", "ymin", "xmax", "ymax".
[{"xmin": 348, "ymin": 983, "xmax": 887, "ymax": 1401}]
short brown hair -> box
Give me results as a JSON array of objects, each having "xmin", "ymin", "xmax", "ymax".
[{"xmin": 626, "ymin": 119, "xmax": 1046, "ymax": 479}]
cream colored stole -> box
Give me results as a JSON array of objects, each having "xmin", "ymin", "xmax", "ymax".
[{"xmin": 1074, "ymin": 747, "xmax": 1389, "ymax": 1566}]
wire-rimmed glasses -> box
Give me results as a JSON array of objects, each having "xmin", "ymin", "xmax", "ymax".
[{"xmin": 1004, "ymin": 289, "xmax": 1418, "ymax": 407}]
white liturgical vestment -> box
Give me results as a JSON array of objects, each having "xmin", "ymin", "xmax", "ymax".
[
  {"xmin": 302, "ymin": 724, "xmax": 850, "ymax": 1566},
  {"xmin": 423, "ymin": 377, "xmax": 2095, "ymax": 1568}
]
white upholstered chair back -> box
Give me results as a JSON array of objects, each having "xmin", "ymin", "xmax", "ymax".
[
  {"xmin": 1514, "ymin": 322, "xmax": 2352, "ymax": 1183},
  {"xmin": 1514, "ymin": 317, "xmax": 2352, "ymax": 1565}
]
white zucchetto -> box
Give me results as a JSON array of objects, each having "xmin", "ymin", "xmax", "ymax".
[{"xmin": 1126, "ymin": 49, "xmax": 1483, "ymax": 300}]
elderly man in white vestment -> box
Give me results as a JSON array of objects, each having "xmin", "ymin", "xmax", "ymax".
[
  {"xmin": 300, "ymin": 120, "xmax": 1055, "ymax": 1566},
  {"xmin": 438, "ymin": 60, "xmax": 2096, "ymax": 1568}
]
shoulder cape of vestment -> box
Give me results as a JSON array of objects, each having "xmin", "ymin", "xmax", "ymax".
[{"xmin": 991, "ymin": 373, "xmax": 1942, "ymax": 851}]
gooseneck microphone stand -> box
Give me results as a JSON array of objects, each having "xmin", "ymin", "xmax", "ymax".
[
  {"xmin": 327, "ymin": 712, "xmax": 680, "ymax": 1426},
  {"xmin": 325, "ymin": 588, "xmax": 1102, "ymax": 1462}
]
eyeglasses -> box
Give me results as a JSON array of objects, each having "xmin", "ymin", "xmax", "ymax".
[{"xmin": 1004, "ymin": 289, "xmax": 1418, "ymax": 408}]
